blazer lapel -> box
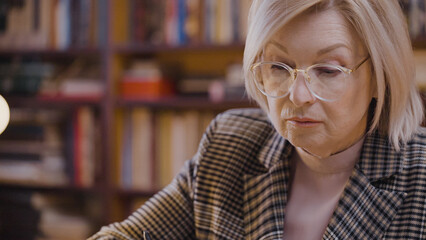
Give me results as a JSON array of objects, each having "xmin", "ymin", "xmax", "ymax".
[
  {"xmin": 243, "ymin": 132, "xmax": 292, "ymax": 240},
  {"xmin": 323, "ymin": 166, "xmax": 406, "ymax": 239},
  {"xmin": 323, "ymin": 132, "xmax": 407, "ymax": 239},
  {"xmin": 242, "ymin": 128, "xmax": 406, "ymax": 240}
]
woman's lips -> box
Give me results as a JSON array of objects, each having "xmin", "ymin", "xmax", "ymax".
[{"xmin": 286, "ymin": 117, "xmax": 322, "ymax": 127}]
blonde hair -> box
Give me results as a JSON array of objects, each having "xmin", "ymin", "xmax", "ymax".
[{"xmin": 243, "ymin": 0, "xmax": 424, "ymax": 150}]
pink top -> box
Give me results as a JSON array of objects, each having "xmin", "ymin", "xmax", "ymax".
[{"xmin": 283, "ymin": 136, "xmax": 365, "ymax": 240}]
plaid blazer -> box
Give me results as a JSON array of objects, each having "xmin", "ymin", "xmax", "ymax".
[{"xmin": 89, "ymin": 108, "xmax": 426, "ymax": 240}]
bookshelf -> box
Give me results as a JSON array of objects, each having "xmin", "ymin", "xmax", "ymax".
[
  {"xmin": 0, "ymin": 0, "xmax": 253, "ymax": 238},
  {"xmin": 0, "ymin": 0, "xmax": 424, "ymax": 239},
  {"xmin": 0, "ymin": 0, "xmax": 108, "ymax": 239}
]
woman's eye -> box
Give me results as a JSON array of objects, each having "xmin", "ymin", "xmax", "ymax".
[
  {"xmin": 313, "ymin": 67, "xmax": 341, "ymax": 77},
  {"xmin": 271, "ymin": 64, "xmax": 285, "ymax": 70}
]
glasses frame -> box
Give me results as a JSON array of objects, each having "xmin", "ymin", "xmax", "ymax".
[{"xmin": 250, "ymin": 56, "xmax": 370, "ymax": 101}]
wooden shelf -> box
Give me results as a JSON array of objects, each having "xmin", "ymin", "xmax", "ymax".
[
  {"xmin": 0, "ymin": 182, "xmax": 98, "ymax": 194},
  {"xmin": 116, "ymin": 188, "xmax": 158, "ymax": 198},
  {"xmin": 0, "ymin": 48, "xmax": 101, "ymax": 59},
  {"xmin": 116, "ymin": 96, "xmax": 256, "ymax": 110},
  {"xmin": 5, "ymin": 95, "xmax": 103, "ymax": 108},
  {"xmin": 412, "ymin": 37, "xmax": 426, "ymax": 49},
  {"xmin": 114, "ymin": 43, "xmax": 245, "ymax": 55}
]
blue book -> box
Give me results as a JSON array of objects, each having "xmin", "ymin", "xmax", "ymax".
[
  {"xmin": 122, "ymin": 111, "xmax": 133, "ymax": 188},
  {"xmin": 97, "ymin": 0, "xmax": 108, "ymax": 47},
  {"xmin": 177, "ymin": 0, "xmax": 187, "ymax": 45},
  {"xmin": 231, "ymin": 0, "xmax": 239, "ymax": 42}
]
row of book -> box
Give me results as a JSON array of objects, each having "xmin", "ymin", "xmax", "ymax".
[
  {"xmin": 0, "ymin": 191, "xmax": 94, "ymax": 239},
  {"xmin": 125, "ymin": 0, "xmax": 252, "ymax": 45},
  {"xmin": 400, "ymin": 0, "xmax": 426, "ymax": 39},
  {"xmin": 0, "ymin": 0, "xmax": 106, "ymax": 50},
  {"xmin": 117, "ymin": 108, "xmax": 216, "ymax": 190},
  {"xmin": 0, "ymin": 107, "xmax": 98, "ymax": 187}
]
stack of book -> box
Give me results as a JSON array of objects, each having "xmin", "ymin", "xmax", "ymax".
[
  {"xmin": 0, "ymin": 109, "xmax": 68, "ymax": 186},
  {"xmin": 0, "ymin": 59, "xmax": 103, "ymax": 99},
  {"xmin": 0, "ymin": 107, "xmax": 98, "ymax": 187},
  {"xmin": 120, "ymin": 60, "xmax": 175, "ymax": 99},
  {"xmin": 0, "ymin": 62, "xmax": 55, "ymax": 96}
]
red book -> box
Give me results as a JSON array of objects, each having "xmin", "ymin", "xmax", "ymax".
[
  {"xmin": 73, "ymin": 109, "xmax": 82, "ymax": 186},
  {"xmin": 121, "ymin": 77, "xmax": 175, "ymax": 99}
]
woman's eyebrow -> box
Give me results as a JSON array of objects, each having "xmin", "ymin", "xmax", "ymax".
[
  {"xmin": 266, "ymin": 41, "xmax": 351, "ymax": 57},
  {"xmin": 317, "ymin": 43, "xmax": 351, "ymax": 56},
  {"xmin": 267, "ymin": 40, "xmax": 288, "ymax": 54}
]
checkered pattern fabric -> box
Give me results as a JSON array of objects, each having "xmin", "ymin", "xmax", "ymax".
[{"xmin": 89, "ymin": 108, "xmax": 426, "ymax": 240}]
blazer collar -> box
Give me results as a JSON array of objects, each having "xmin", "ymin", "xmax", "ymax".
[
  {"xmin": 253, "ymin": 128, "xmax": 405, "ymax": 182},
  {"xmin": 356, "ymin": 130, "xmax": 404, "ymax": 182},
  {"xmin": 243, "ymin": 129, "xmax": 406, "ymax": 239}
]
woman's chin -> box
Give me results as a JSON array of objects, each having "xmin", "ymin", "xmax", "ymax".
[{"xmin": 286, "ymin": 136, "xmax": 333, "ymax": 158}]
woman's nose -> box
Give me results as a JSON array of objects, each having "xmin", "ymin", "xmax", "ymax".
[{"xmin": 289, "ymin": 71, "xmax": 316, "ymax": 106}]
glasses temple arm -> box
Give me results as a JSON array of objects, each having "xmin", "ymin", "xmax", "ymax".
[{"xmin": 353, "ymin": 55, "xmax": 370, "ymax": 71}]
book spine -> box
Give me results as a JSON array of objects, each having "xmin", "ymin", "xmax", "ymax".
[
  {"xmin": 121, "ymin": 110, "xmax": 132, "ymax": 188},
  {"xmin": 177, "ymin": 0, "xmax": 187, "ymax": 45},
  {"xmin": 73, "ymin": 108, "xmax": 82, "ymax": 186},
  {"xmin": 97, "ymin": 0, "xmax": 107, "ymax": 47}
]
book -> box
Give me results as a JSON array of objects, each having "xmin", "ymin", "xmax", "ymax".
[
  {"xmin": 121, "ymin": 110, "xmax": 133, "ymax": 188},
  {"xmin": 131, "ymin": 108, "xmax": 154, "ymax": 190},
  {"xmin": 171, "ymin": 111, "xmax": 200, "ymax": 176},
  {"xmin": 32, "ymin": 193, "xmax": 93, "ymax": 240},
  {"xmin": 78, "ymin": 107, "xmax": 96, "ymax": 187},
  {"xmin": 155, "ymin": 111, "xmax": 173, "ymax": 188},
  {"xmin": 121, "ymin": 60, "xmax": 175, "ymax": 99}
]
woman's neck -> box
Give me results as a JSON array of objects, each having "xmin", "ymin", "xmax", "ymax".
[
  {"xmin": 294, "ymin": 136, "xmax": 365, "ymax": 175},
  {"xmin": 287, "ymin": 136, "xmax": 365, "ymax": 206}
]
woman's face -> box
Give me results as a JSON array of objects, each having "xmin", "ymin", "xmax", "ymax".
[{"xmin": 265, "ymin": 9, "xmax": 374, "ymax": 158}]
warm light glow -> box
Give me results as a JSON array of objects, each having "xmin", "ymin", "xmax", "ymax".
[{"xmin": 0, "ymin": 95, "xmax": 10, "ymax": 135}]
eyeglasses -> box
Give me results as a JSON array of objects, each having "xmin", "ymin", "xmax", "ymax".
[{"xmin": 250, "ymin": 56, "xmax": 370, "ymax": 102}]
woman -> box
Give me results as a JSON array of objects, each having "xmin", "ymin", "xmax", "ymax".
[{"xmin": 90, "ymin": 0, "xmax": 425, "ymax": 239}]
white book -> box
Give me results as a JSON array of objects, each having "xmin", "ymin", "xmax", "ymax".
[
  {"xmin": 217, "ymin": 0, "xmax": 233, "ymax": 44},
  {"xmin": 171, "ymin": 112, "xmax": 187, "ymax": 178},
  {"xmin": 131, "ymin": 108, "xmax": 153, "ymax": 190}
]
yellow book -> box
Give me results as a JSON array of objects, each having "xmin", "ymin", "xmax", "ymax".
[
  {"xmin": 112, "ymin": 0, "xmax": 130, "ymax": 44},
  {"xmin": 183, "ymin": 110, "xmax": 200, "ymax": 163},
  {"xmin": 155, "ymin": 111, "xmax": 173, "ymax": 188}
]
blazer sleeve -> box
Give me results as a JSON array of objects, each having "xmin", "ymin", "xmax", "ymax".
[
  {"xmin": 87, "ymin": 157, "xmax": 197, "ymax": 240},
  {"xmin": 88, "ymin": 114, "xmax": 219, "ymax": 240}
]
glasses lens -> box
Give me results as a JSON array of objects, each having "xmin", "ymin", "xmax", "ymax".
[
  {"xmin": 252, "ymin": 63, "xmax": 293, "ymax": 98},
  {"xmin": 307, "ymin": 65, "xmax": 348, "ymax": 101}
]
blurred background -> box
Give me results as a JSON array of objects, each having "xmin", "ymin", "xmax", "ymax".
[{"xmin": 0, "ymin": 0, "xmax": 424, "ymax": 239}]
